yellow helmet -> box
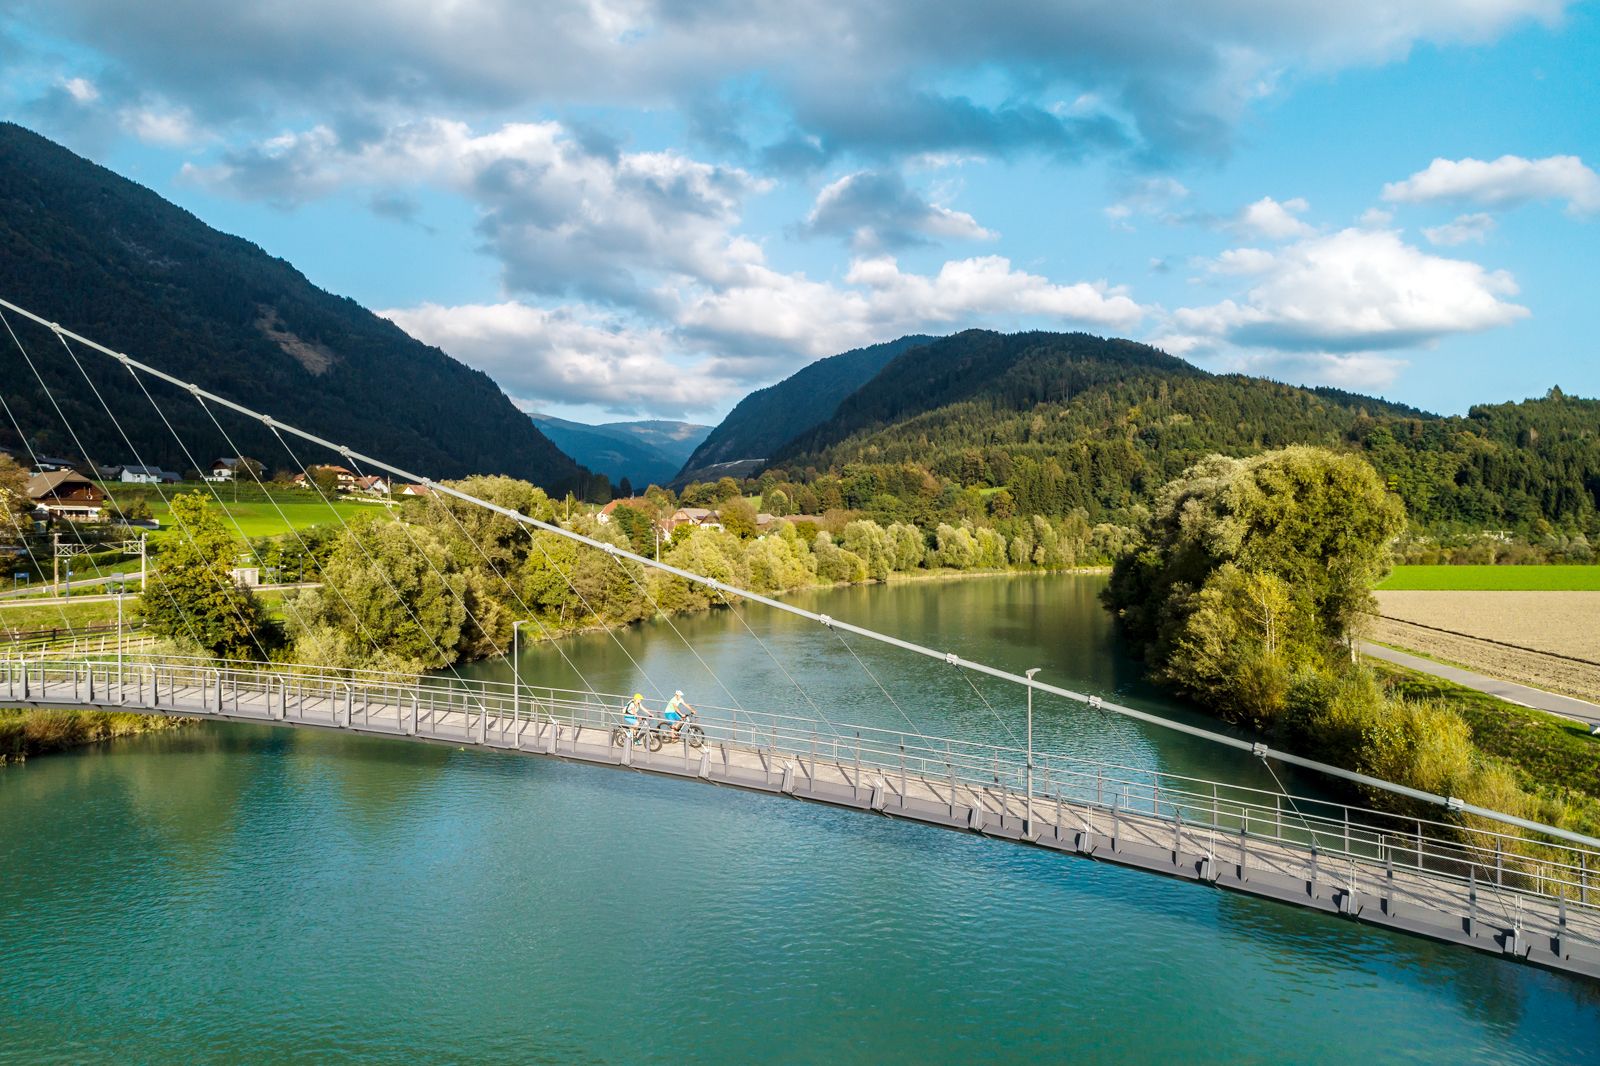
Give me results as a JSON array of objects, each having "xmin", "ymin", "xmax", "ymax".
[{"xmin": 633, "ymin": 693, "xmax": 644, "ymax": 700}]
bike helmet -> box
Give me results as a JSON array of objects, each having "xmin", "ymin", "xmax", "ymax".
[
  {"xmin": 634, "ymin": 693, "xmax": 644, "ymax": 700},
  {"xmin": 675, "ymin": 690, "xmax": 684, "ymax": 697}
]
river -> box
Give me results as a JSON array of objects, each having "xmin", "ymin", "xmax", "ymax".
[{"xmin": 1, "ymin": 574, "xmax": 1596, "ymax": 1063}]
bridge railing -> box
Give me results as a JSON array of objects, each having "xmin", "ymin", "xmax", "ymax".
[{"xmin": 5, "ymin": 653, "xmax": 1597, "ymax": 932}]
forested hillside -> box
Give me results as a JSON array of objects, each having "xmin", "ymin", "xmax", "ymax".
[
  {"xmin": 0, "ymin": 123, "xmax": 589, "ymax": 492},
  {"xmin": 674, "ymin": 334, "xmax": 934, "ymax": 483},
  {"xmin": 751, "ymin": 330, "xmax": 1598, "ymax": 543}
]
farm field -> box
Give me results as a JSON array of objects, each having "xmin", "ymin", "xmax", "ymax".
[
  {"xmin": 104, "ymin": 483, "xmax": 379, "ymax": 541},
  {"xmin": 1377, "ymin": 564, "xmax": 1600, "ymax": 591},
  {"xmin": 1372, "ymin": 589, "xmax": 1600, "ymax": 704}
]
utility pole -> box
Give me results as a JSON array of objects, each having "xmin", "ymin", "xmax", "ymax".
[{"xmin": 139, "ymin": 534, "xmax": 148, "ymax": 590}]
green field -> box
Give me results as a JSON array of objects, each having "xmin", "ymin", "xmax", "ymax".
[
  {"xmin": 104, "ymin": 483, "xmax": 379, "ymax": 541},
  {"xmin": 1377, "ymin": 564, "xmax": 1600, "ymax": 591}
]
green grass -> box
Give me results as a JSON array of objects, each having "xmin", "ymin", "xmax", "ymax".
[
  {"xmin": 0, "ymin": 599, "xmax": 124, "ymax": 631},
  {"xmin": 1377, "ymin": 665, "xmax": 1600, "ymax": 833},
  {"xmin": 1377, "ymin": 564, "xmax": 1600, "ymax": 591},
  {"xmin": 103, "ymin": 483, "xmax": 379, "ymax": 542}
]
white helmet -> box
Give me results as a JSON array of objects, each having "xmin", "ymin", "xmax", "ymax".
[{"xmin": 675, "ymin": 690, "xmax": 684, "ymax": 697}]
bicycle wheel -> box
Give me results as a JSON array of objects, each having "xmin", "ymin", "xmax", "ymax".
[
  {"xmin": 646, "ymin": 729, "xmax": 663, "ymax": 752},
  {"xmin": 611, "ymin": 726, "xmax": 628, "ymax": 747},
  {"xmin": 685, "ymin": 724, "xmax": 705, "ymax": 749}
]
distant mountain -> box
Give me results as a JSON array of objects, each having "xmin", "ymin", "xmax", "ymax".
[
  {"xmin": 0, "ymin": 123, "xmax": 590, "ymax": 493},
  {"xmin": 530, "ymin": 415, "xmax": 710, "ymax": 490},
  {"xmin": 674, "ymin": 335, "xmax": 935, "ymax": 484},
  {"xmin": 759, "ymin": 329, "xmax": 1600, "ymax": 535}
]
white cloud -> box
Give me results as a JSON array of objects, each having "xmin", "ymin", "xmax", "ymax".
[
  {"xmin": 185, "ymin": 119, "xmax": 772, "ymax": 307},
  {"xmin": 804, "ymin": 170, "xmax": 994, "ymax": 250},
  {"xmin": 1206, "ymin": 247, "xmax": 1277, "ymax": 275},
  {"xmin": 1383, "ymin": 154, "xmax": 1600, "ymax": 216},
  {"xmin": 1233, "ymin": 196, "xmax": 1312, "ymax": 239},
  {"xmin": 123, "ymin": 106, "xmax": 200, "ymax": 146},
  {"xmin": 60, "ymin": 76, "xmax": 99, "ymax": 103},
  {"xmin": 12, "ymin": 1, "xmax": 1570, "ymax": 167},
  {"xmin": 1170, "ymin": 228, "xmax": 1528, "ymax": 356},
  {"xmin": 1423, "ymin": 212, "xmax": 1497, "ymax": 246},
  {"xmin": 379, "ymin": 302, "xmax": 734, "ymax": 416},
  {"xmin": 1358, "ymin": 207, "xmax": 1393, "ymax": 228},
  {"xmin": 681, "ymin": 255, "xmax": 1144, "ymax": 361},
  {"xmin": 1199, "ymin": 350, "xmax": 1411, "ymax": 390},
  {"xmin": 1104, "ymin": 176, "xmax": 1189, "ymax": 228}
]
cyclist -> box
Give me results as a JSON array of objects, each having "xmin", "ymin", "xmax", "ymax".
[
  {"xmin": 662, "ymin": 689, "xmax": 695, "ymax": 738},
  {"xmin": 622, "ymin": 693, "xmax": 649, "ymax": 741}
]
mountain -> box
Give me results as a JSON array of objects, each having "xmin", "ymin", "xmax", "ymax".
[
  {"xmin": 530, "ymin": 415, "xmax": 711, "ymax": 490},
  {"xmin": 0, "ymin": 123, "xmax": 590, "ymax": 493},
  {"xmin": 674, "ymin": 334, "xmax": 935, "ymax": 484},
  {"xmin": 757, "ymin": 329, "xmax": 1599, "ymax": 537}
]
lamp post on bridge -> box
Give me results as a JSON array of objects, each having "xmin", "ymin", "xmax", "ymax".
[
  {"xmin": 1025, "ymin": 667, "xmax": 1040, "ymax": 839},
  {"xmin": 512, "ymin": 619, "xmax": 528, "ymax": 724}
]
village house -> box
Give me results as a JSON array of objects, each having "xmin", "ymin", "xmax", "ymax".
[
  {"xmin": 204, "ymin": 457, "xmax": 259, "ymax": 483},
  {"xmin": 291, "ymin": 464, "xmax": 359, "ymax": 491},
  {"xmin": 353, "ymin": 475, "xmax": 391, "ymax": 495},
  {"xmin": 26, "ymin": 470, "xmax": 106, "ymax": 521},
  {"xmin": 664, "ymin": 506, "xmax": 723, "ymax": 532},
  {"xmin": 396, "ymin": 483, "xmax": 431, "ymax": 497},
  {"xmin": 120, "ymin": 465, "xmax": 180, "ymax": 485},
  {"xmin": 596, "ymin": 497, "xmax": 653, "ymax": 525}
]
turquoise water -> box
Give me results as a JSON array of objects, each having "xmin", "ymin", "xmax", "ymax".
[{"xmin": 2, "ymin": 575, "xmax": 1596, "ymax": 1063}]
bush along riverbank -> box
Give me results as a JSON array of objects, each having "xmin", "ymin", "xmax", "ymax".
[
  {"xmin": 0, "ymin": 708, "xmax": 195, "ymax": 763},
  {"xmin": 1103, "ymin": 446, "xmax": 1600, "ymax": 856}
]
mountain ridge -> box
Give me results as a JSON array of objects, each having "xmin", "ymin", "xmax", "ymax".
[
  {"xmin": 674, "ymin": 334, "xmax": 935, "ymax": 483},
  {"xmin": 0, "ymin": 122, "xmax": 591, "ymax": 493},
  {"xmin": 531, "ymin": 415, "xmax": 710, "ymax": 490}
]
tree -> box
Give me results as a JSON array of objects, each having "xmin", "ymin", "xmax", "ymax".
[
  {"xmin": 610, "ymin": 504, "xmax": 659, "ymax": 556},
  {"xmin": 813, "ymin": 531, "xmax": 867, "ymax": 583},
  {"xmin": 885, "ymin": 522, "xmax": 926, "ymax": 571},
  {"xmin": 719, "ymin": 497, "xmax": 759, "ymax": 539},
  {"xmin": 765, "ymin": 488, "xmax": 790, "ymax": 517},
  {"xmin": 932, "ymin": 523, "xmax": 978, "ymax": 569},
  {"xmin": 292, "ymin": 516, "xmax": 466, "ymax": 670},
  {"xmin": 0, "ymin": 453, "xmax": 30, "ymax": 519},
  {"xmin": 618, "ymin": 476, "xmax": 634, "ymax": 499},
  {"xmin": 138, "ymin": 493, "xmax": 275, "ymax": 660},
  {"xmin": 842, "ymin": 519, "xmax": 893, "ymax": 581},
  {"xmin": 747, "ymin": 523, "xmax": 815, "ymax": 592},
  {"xmin": 310, "ymin": 466, "xmax": 341, "ymax": 496},
  {"xmin": 1104, "ymin": 447, "xmax": 1405, "ymax": 725}
]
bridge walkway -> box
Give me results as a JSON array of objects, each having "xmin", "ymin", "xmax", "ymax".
[{"xmin": 5, "ymin": 655, "xmax": 1599, "ymax": 983}]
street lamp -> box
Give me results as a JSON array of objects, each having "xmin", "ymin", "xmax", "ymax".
[
  {"xmin": 512, "ymin": 619, "xmax": 529, "ymax": 724},
  {"xmin": 115, "ymin": 579, "xmax": 125, "ymax": 698},
  {"xmin": 1025, "ymin": 667, "xmax": 1040, "ymax": 839}
]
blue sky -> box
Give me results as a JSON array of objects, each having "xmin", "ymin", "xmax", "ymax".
[{"xmin": 2, "ymin": 2, "xmax": 1597, "ymax": 425}]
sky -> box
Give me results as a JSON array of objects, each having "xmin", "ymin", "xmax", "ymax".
[{"xmin": 1, "ymin": 2, "xmax": 1597, "ymax": 426}]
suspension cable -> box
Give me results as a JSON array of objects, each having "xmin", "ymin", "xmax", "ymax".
[
  {"xmin": 3, "ymin": 310, "xmax": 214, "ymax": 653},
  {"xmin": 11, "ymin": 296, "xmax": 1598, "ymax": 851}
]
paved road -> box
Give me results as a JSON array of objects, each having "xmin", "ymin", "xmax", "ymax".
[{"xmin": 1362, "ymin": 642, "xmax": 1600, "ymax": 732}]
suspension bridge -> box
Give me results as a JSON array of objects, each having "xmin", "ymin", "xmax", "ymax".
[{"xmin": 2, "ymin": 296, "xmax": 1599, "ymax": 984}]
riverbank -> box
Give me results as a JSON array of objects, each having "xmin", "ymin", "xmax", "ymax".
[{"xmin": 0, "ymin": 708, "xmax": 195, "ymax": 763}]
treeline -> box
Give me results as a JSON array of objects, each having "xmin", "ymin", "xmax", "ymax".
[
  {"xmin": 139, "ymin": 483, "xmax": 1102, "ymax": 675},
  {"xmin": 720, "ymin": 329, "xmax": 1598, "ymax": 549},
  {"xmin": 1104, "ymin": 447, "xmax": 1598, "ymax": 844}
]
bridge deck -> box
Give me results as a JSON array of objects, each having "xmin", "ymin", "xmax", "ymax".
[{"xmin": 6, "ymin": 658, "xmax": 1598, "ymax": 983}]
